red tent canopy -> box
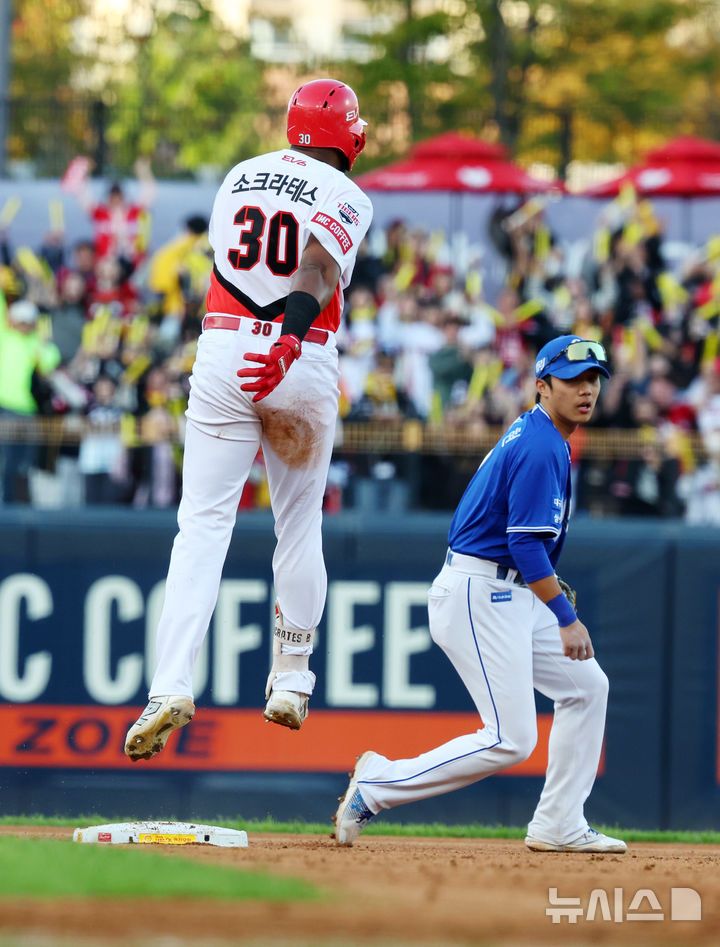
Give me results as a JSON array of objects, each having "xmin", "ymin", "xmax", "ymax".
[
  {"xmin": 579, "ymin": 136, "xmax": 720, "ymax": 197},
  {"xmin": 354, "ymin": 132, "xmax": 558, "ymax": 193}
]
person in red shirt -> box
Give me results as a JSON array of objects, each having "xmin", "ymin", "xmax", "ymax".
[{"xmin": 75, "ymin": 158, "xmax": 156, "ymax": 271}]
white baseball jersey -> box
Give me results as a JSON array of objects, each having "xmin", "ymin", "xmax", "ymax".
[{"xmin": 207, "ymin": 149, "xmax": 373, "ymax": 332}]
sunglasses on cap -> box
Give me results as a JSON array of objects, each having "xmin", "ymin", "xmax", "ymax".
[{"xmin": 544, "ymin": 340, "xmax": 607, "ymax": 370}]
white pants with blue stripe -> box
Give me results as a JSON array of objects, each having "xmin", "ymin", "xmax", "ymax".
[{"xmin": 357, "ymin": 558, "xmax": 609, "ymax": 846}]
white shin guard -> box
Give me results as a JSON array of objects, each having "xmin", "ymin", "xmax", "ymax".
[{"xmin": 265, "ymin": 606, "xmax": 317, "ymax": 698}]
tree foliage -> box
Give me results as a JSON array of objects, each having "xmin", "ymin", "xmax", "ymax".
[
  {"xmin": 102, "ymin": 1, "xmax": 264, "ymax": 177},
  {"xmin": 7, "ymin": 0, "xmax": 265, "ymax": 176},
  {"xmin": 325, "ymin": 0, "xmax": 720, "ymax": 172},
  {"xmin": 468, "ymin": 0, "xmax": 718, "ymax": 165},
  {"xmin": 8, "ymin": 0, "xmax": 95, "ymax": 168},
  {"xmin": 5, "ymin": 0, "xmax": 720, "ymax": 177},
  {"xmin": 327, "ymin": 0, "xmax": 476, "ymax": 160},
  {"xmin": 11, "ymin": 0, "xmax": 92, "ymax": 98}
]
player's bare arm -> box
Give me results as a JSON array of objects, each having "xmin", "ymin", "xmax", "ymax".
[{"xmin": 291, "ymin": 234, "xmax": 341, "ymax": 311}]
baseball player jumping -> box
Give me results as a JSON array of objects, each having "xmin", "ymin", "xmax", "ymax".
[
  {"xmin": 125, "ymin": 79, "xmax": 373, "ymax": 760},
  {"xmin": 334, "ymin": 336, "xmax": 627, "ymax": 854}
]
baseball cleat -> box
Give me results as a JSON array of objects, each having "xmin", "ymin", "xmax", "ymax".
[
  {"xmin": 263, "ymin": 690, "xmax": 308, "ymax": 730},
  {"xmin": 124, "ymin": 695, "xmax": 195, "ymax": 762},
  {"xmin": 525, "ymin": 828, "xmax": 627, "ymax": 853},
  {"xmin": 333, "ymin": 750, "xmax": 376, "ymax": 846}
]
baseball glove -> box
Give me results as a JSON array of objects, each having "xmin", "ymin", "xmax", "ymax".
[{"xmin": 557, "ymin": 576, "xmax": 577, "ymax": 611}]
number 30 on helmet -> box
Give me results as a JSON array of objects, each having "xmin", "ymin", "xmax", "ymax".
[{"xmin": 287, "ymin": 79, "xmax": 367, "ymax": 172}]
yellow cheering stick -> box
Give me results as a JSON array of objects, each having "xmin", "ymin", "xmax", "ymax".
[
  {"xmin": 81, "ymin": 318, "xmax": 102, "ymax": 353},
  {"xmin": 635, "ymin": 315, "xmax": 664, "ymax": 351},
  {"xmin": 0, "ymin": 196, "xmax": 21, "ymax": 227},
  {"xmin": 617, "ymin": 181, "xmax": 637, "ymax": 209},
  {"xmin": 465, "ymin": 268, "xmax": 482, "ymax": 300},
  {"xmin": 49, "ymin": 199, "xmax": 65, "ymax": 233},
  {"xmin": 701, "ymin": 332, "xmax": 719, "ymax": 366},
  {"xmin": 706, "ymin": 235, "xmax": 720, "ymax": 263},
  {"xmin": 15, "ymin": 246, "xmax": 52, "ymax": 281},
  {"xmin": 592, "ymin": 226, "xmax": 610, "ymax": 264}
]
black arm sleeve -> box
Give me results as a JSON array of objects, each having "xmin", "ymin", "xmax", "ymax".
[{"xmin": 281, "ymin": 291, "xmax": 321, "ymax": 341}]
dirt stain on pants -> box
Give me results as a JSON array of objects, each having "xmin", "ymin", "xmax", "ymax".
[{"xmin": 256, "ymin": 404, "xmax": 322, "ymax": 470}]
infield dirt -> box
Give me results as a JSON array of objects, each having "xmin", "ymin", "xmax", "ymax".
[{"xmin": 0, "ymin": 825, "xmax": 718, "ymax": 945}]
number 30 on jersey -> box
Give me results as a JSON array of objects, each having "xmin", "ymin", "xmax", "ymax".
[{"xmin": 227, "ymin": 205, "xmax": 299, "ymax": 277}]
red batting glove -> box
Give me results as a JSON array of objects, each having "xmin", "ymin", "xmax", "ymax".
[{"xmin": 237, "ymin": 334, "xmax": 302, "ymax": 402}]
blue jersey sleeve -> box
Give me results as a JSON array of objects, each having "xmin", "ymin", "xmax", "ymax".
[
  {"xmin": 507, "ymin": 532, "xmax": 555, "ymax": 583},
  {"xmin": 506, "ymin": 440, "xmax": 567, "ymax": 538}
]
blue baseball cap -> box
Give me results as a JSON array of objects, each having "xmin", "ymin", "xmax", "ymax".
[{"xmin": 535, "ymin": 335, "xmax": 610, "ymax": 380}]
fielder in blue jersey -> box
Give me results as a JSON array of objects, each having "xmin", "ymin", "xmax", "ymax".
[{"xmin": 334, "ymin": 334, "xmax": 628, "ymax": 853}]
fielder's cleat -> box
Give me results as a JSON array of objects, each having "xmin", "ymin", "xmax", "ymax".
[
  {"xmin": 263, "ymin": 690, "xmax": 308, "ymax": 730},
  {"xmin": 525, "ymin": 828, "xmax": 627, "ymax": 854},
  {"xmin": 333, "ymin": 750, "xmax": 376, "ymax": 846},
  {"xmin": 124, "ymin": 695, "xmax": 195, "ymax": 762}
]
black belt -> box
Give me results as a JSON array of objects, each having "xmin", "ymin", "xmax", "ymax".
[
  {"xmin": 496, "ymin": 565, "xmax": 525, "ymax": 585},
  {"xmin": 445, "ymin": 550, "xmax": 525, "ymax": 585}
]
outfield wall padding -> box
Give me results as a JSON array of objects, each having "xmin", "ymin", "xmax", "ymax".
[{"xmin": 0, "ymin": 509, "xmax": 718, "ymax": 830}]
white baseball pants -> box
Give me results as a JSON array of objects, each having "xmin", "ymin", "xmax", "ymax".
[
  {"xmin": 149, "ymin": 318, "xmax": 339, "ymax": 700},
  {"xmin": 357, "ymin": 553, "xmax": 609, "ymax": 845}
]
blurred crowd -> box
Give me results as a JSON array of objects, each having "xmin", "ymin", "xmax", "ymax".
[
  {"xmin": 0, "ymin": 163, "xmax": 209, "ymax": 509},
  {"xmin": 2, "ymin": 170, "xmax": 720, "ymax": 522}
]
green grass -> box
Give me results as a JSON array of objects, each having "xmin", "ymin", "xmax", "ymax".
[
  {"xmin": 3, "ymin": 814, "xmax": 720, "ymax": 843},
  {"xmin": 0, "ymin": 836, "xmax": 320, "ymax": 901}
]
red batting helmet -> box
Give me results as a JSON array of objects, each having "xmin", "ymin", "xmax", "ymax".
[{"xmin": 287, "ymin": 79, "xmax": 367, "ymax": 171}]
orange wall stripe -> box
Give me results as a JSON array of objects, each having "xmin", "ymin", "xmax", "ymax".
[{"xmin": 0, "ymin": 704, "xmax": 603, "ymax": 777}]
